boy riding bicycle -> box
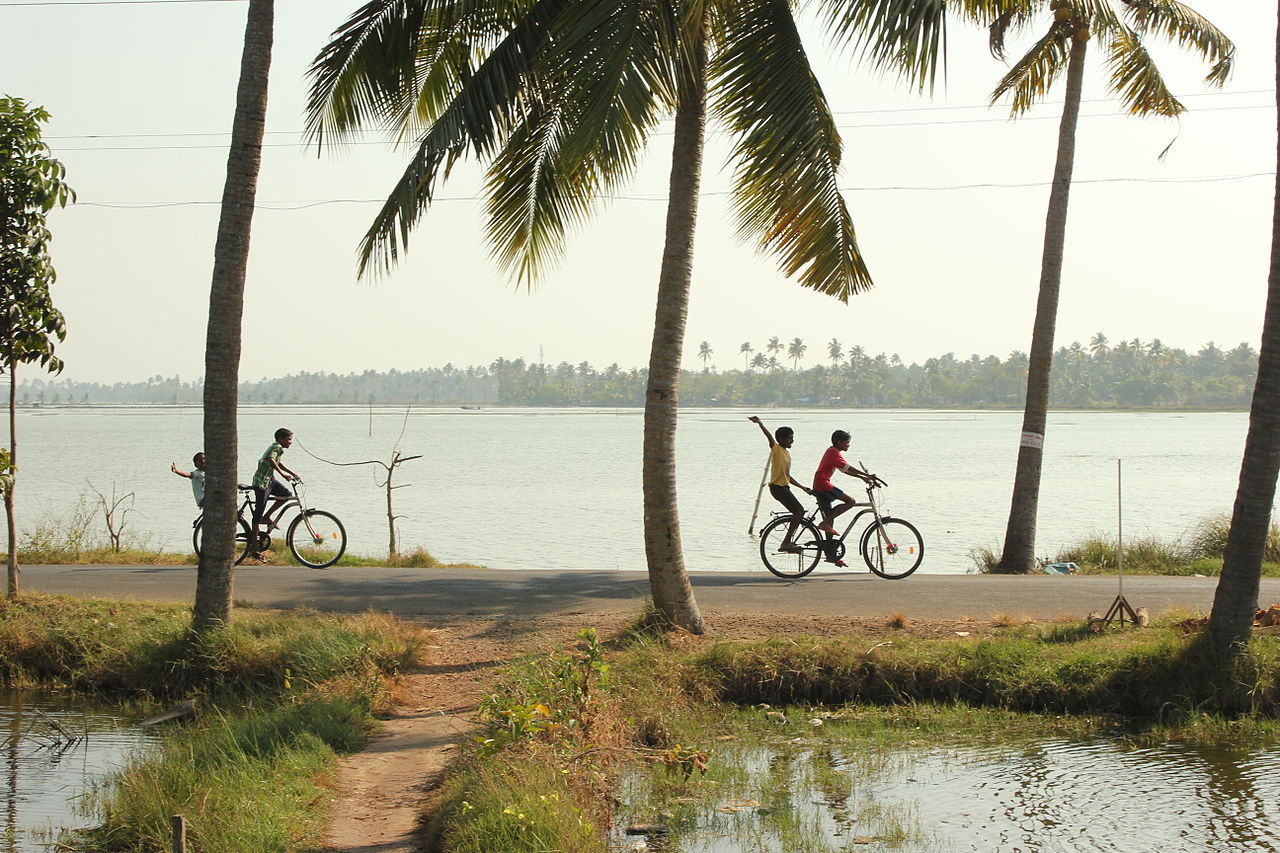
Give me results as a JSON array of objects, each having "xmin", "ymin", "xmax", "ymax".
[
  {"xmin": 249, "ymin": 428, "xmax": 299, "ymax": 562},
  {"xmin": 812, "ymin": 429, "xmax": 877, "ymax": 567}
]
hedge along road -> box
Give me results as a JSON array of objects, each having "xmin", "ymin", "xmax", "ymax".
[{"xmin": 19, "ymin": 565, "xmax": 1280, "ymax": 623}]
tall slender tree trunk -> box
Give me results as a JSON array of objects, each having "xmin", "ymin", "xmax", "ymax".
[
  {"xmin": 1206, "ymin": 2, "xmax": 1280, "ymax": 654},
  {"xmin": 998, "ymin": 34, "xmax": 1088, "ymax": 573},
  {"xmin": 192, "ymin": 0, "xmax": 273, "ymax": 632},
  {"xmin": 5, "ymin": 363, "xmax": 16, "ymax": 597},
  {"xmin": 642, "ymin": 16, "xmax": 708, "ymax": 635}
]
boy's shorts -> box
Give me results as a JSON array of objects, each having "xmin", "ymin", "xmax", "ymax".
[
  {"xmin": 768, "ymin": 484, "xmax": 805, "ymax": 516},
  {"xmin": 814, "ymin": 487, "xmax": 845, "ymax": 511}
]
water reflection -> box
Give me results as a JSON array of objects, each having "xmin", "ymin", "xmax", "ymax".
[
  {"xmin": 0, "ymin": 691, "xmax": 151, "ymax": 853},
  {"xmin": 615, "ymin": 736, "xmax": 1280, "ymax": 852}
]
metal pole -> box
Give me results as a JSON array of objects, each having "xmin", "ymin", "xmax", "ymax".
[{"xmin": 1117, "ymin": 458, "xmax": 1123, "ymax": 597}]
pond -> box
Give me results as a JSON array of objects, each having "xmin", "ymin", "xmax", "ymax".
[
  {"xmin": 0, "ymin": 690, "xmax": 152, "ymax": 853},
  {"xmin": 612, "ymin": 734, "xmax": 1280, "ymax": 852}
]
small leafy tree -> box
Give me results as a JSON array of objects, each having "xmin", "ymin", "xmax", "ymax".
[{"xmin": 0, "ymin": 97, "xmax": 74, "ymax": 597}]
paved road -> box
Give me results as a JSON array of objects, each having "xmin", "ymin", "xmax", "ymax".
[{"xmin": 19, "ymin": 564, "xmax": 1280, "ymax": 622}]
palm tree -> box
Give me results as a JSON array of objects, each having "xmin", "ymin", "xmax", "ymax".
[
  {"xmin": 740, "ymin": 341, "xmax": 754, "ymax": 371},
  {"xmin": 305, "ymin": 0, "xmax": 939, "ymax": 632},
  {"xmin": 1207, "ymin": 0, "xmax": 1280, "ymax": 655},
  {"xmin": 193, "ymin": 0, "xmax": 274, "ymax": 631},
  {"xmin": 827, "ymin": 338, "xmax": 843, "ymax": 367},
  {"xmin": 766, "ymin": 336, "xmax": 784, "ymax": 361},
  {"xmin": 751, "ymin": 352, "xmax": 769, "ymax": 372},
  {"xmin": 788, "ymin": 337, "xmax": 807, "ymax": 372},
  {"xmin": 698, "ymin": 341, "xmax": 714, "ymax": 373},
  {"xmin": 981, "ymin": 0, "xmax": 1233, "ymax": 572}
]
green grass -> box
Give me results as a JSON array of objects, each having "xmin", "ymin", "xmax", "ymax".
[
  {"xmin": 971, "ymin": 513, "xmax": 1280, "ymax": 576},
  {"xmin": 0, "ymin": 594, "xmax": 428, "ymax": 853}
]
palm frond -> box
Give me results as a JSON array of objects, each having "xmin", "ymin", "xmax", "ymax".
[
  {"xmin": 482, "ymin": 0, "xmax": 678, "ymax": 283},
  {"xmin": 1119, "ymin": 0, "xmax": 1234, "ymax": 87},
  {"xmin": 1104, "ymin": 26, "xmax": 1183, "ymax": 117},
  {"xmin": 306, "ymin": 0, "xmax": 437, "ymax": 146},
  {"xmin": 715, "ymin": 0, "xmax": 869, "ymax": 299},
  {"xmin": 812, "ymin": 0, "xmax": 948, "ymax": 93},
  {"xmin": 991, "ymin": 25, "xmax": 1072, "ymax": 115},
  {"xmin": 354, "ymin": 0, "xmax": 570, "ymax": 277}
]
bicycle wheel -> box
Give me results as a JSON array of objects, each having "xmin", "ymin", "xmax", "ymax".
[
  {"xmin": 192, "ymin": 516, "xmax": 253, "ymax": 566},
  {"xmin": 286, "ymin": 510, "xmax": 347, "ymax": 569},
  {"xmin": 860, "ymin": 517, "xmax": 924, "ymax": 579},
  {"xmin": 759, "ymin": 516, "xmax": 823, "ymax": 579}
]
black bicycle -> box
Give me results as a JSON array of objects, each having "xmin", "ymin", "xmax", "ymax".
[
  {"xmin": 192, "ymin": 481, "xmax": 347, "ymax": 569},
  {"xmin": 758, "ymin": 479, "xmax": 923, "ymax": 580}
]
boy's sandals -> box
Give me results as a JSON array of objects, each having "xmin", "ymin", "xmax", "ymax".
[{"xmin": 825, "ymin": 558, "xmax": 848, "ymax": 568}]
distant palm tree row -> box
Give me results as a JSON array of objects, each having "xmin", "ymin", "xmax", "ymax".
[{"xmin": 25, "ymin": 334, "xmax": 1256, "ymax": 409}]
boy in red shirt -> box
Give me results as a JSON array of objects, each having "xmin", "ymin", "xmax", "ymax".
[{"xmin": 812, "ymin": 429, "xmax": 876, "ymax": 566}]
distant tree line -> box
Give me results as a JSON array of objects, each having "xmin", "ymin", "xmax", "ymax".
[{"xmin": 17, "ymin": 334, "xmax": 1258, "ymax": 409}]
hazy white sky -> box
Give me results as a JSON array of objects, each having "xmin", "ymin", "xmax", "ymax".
[{"xmin": 4, "ymin": 0, "xmax": 1274, "ymax": 384}]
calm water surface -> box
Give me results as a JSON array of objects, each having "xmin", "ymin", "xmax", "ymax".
[
  {"xmin": 0, "ymin": 691, "xmax": 151, "ymax": 853},
  {"xmin": 18, "ymin": 406, "xmax": 1255, "ymax": 572},
  {"xmin": 614, "ymin": 738, "xmax": 1280, "ymax": 852}
]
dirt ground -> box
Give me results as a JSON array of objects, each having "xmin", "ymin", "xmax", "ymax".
[{"xmin": 319, "ymin": 609, "xmax": 1005, "ymax": 853}]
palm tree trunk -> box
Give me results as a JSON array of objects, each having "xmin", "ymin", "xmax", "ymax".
[
  {"xmin": 192, "ymin": 0, "xmax": 273, "ymax": 632},
  {"xmin": 642, "ymin": 15, "xmax": 708, "ymax": 635},
  {"xmin": 1206, "ymin": 3, "xmax": 1280, "ymax": 654},
  {"xmin": 998, "ymin": 34, "xmax": 1087, "ymax": 573},
  {"xmin": 5, "ymin": 362, "xmax": 16, "ymax": 597}
]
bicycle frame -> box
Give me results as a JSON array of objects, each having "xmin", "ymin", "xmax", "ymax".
[{"xmin": 815, "ymin": 483, "xmax": 893, "ymax": 554}]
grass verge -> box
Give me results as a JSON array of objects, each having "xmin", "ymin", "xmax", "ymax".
[
  {"xmin": 971, "ymin": 512, "xmax": 1280, "ymax": 576},
  {"xmin": 0, "ymin": 594, "xmax": 427, "ymax": 852}
]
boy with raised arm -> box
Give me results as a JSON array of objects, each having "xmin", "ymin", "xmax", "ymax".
[
  {"xmin": 812, "ymin": 429, "xmax": 876, "ymax": 567},
  {"xmin": 748, "ymin": 415, "xmax": 812, "ymax": 553},
  {"xmin": 170, "ymin": 452, "xmax": 206, "ymax": 508}
]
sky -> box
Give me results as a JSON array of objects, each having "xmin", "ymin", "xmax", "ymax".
[{"xmin": 3, "ymin": 0, "xmax": 1275, "ymax": 384}]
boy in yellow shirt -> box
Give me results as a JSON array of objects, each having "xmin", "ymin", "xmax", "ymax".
[{"xmin": 748, "ymin": 415, "xmax": 813, "ymax": 552}]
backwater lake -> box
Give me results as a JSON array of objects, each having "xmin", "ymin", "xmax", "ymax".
[{"xmin": 15, "ymin": 406, "xmax": 1258, "ymax": 573}]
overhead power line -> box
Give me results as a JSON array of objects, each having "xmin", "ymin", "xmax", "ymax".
[
  {"xmin": 0, "ymin": 0, "xmax": 243, "ymax": 6},
  {"xmin": 66, "ymin": 171, "xmax": 1275, "ymax": 211}
]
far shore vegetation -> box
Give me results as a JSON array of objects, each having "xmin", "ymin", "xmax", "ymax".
[
  {"xmin": 15, "ymin": 334, "xmax": 1258, "ymax": 409},
  {"xmin": 0, "ymin": 594, "xmax": 426, "ymax": 852}
]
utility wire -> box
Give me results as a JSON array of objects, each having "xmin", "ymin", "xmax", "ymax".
[
  {"xmin": 0, "ymin": 0, "xmax": 243, "ymax": 6},
  {"xmin": 67, "ymin": 171, "xmax": 1275, "ymax": 211}
]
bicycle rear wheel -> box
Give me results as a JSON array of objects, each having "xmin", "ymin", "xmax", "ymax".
[
  {"xmin": 192, "ymin": 516, "xmax": 253, "ymax": 566},
  {"xmin": 860, "ymin": 517, "xmax": 924, "ymax": 579},
  {"xmin": 759, "ymin": 516, "xmax": 823, "ymax": 579},
  {"xmin": 286, "ymin": 510, "xmax": 347, "ymax": 569}
]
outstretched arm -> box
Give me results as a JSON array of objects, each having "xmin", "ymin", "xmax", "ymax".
[
  {"xmin": 747, "ymin": 415, "xmax": 775, "ymax": 447},
  {"xmin": 171, "ymin": 462, "xmax": 192, "ymax": 479}
]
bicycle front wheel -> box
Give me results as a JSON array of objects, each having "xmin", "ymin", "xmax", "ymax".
[
  {"xmin": 759, "ymin": 516, "xmax": 823, "ymax": 579},
  {"xmin": 192, "ymin": 516, "xmax": 253, "ymax": 566},
  {"xmin": 860, "ymin": 517, "xmax": 924, "ymax": 579},
  {"xmin": 286, "ymin": 510, "xmax": 347, "ymax": 569}
]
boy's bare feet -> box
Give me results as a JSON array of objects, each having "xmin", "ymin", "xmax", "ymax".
[{"xmin": 817, "ymin": 523, "xmax": 838, "ymax": 535}]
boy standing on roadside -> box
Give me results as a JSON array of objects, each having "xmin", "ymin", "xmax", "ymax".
[
  {"xmin": 170, "ymin": 452, "xmax": 206, "ymax": 508},
  {"xmin": 748, "ymin": 415, "xmax": 813, "ymax": 552},
  {"xmin": 249, "ymin": 428, "xmax": 299, "ymax": 561},
  {"xmin": 812, "ymin": 429, "xmax": 876, "ymax": 567}
]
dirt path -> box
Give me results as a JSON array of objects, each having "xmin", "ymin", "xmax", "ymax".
[
  {"xmin": 321, "ymin": 615, "xmax": 630, "ymax": 853},
  {"xmin": 318, "ymin": 609, "xmax": 1009, "ymax": 852}
]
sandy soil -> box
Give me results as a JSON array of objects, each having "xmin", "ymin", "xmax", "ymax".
[{"xmin": 318, "ymin": 609, "xmax": 1002, "ymax": 853}]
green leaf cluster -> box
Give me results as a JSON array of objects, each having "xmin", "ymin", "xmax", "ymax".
[{"xmin": 0, "ymin": 96, "xmax": 74, "ymax": 375}]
